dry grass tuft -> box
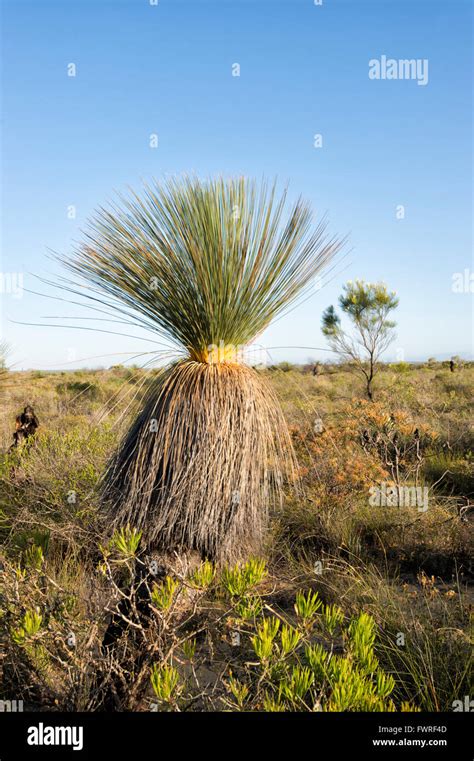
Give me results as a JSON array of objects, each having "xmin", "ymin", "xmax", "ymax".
[{"xmin": 103, "ymin": 360, "xmax": 295, "ymax": 559}]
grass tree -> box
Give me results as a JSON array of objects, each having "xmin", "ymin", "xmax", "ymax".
[
  {"xmin": 65, "ymin": 176, "xmax": 344, "ymax": 559},
  {"xmin": 322, "ymin": 279, "xmax": 399, "ymax": 400}
]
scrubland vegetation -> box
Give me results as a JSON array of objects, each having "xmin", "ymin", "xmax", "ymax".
[{"xmin": 0, "ymin": 361, "xmax": 472, "ymax": 712}]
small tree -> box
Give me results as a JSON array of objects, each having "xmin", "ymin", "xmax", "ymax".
[{"xmin": 321, "ymin": 280, "xmax": 398, "ymax": 400}]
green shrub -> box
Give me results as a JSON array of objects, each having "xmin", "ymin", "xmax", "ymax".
[
  {"xmin": 56, "ymin": 381, "xmax": 100, "ymax": 401},
  {"xmin": 390, "ymin": 361, "xmax": 410, "ymax": 373}
]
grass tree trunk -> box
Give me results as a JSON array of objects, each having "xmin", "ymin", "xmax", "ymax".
[{"xmin": 104, "ymin": 360, "xmax": 291, "ymax": 559}]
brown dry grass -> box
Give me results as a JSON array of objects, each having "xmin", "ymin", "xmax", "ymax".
[{"xmin": 102, "ymin": 360, "xmax": 295, "ymax": 559}]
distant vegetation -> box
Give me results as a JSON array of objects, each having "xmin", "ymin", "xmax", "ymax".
[{"xmin": 0, "ymin": 361, "xmax": 471, "ymax": 711}]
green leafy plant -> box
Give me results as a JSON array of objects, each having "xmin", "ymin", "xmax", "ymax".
[
  {"xmin": 280, "ymin": 624, "xmax": 301, "ymax": 655},
  {"xmin": 279, "ymin": 665, "xmax": 314, "ymax": 705},
  {"xmin": 322, "ymin": 603, "xmax": 345, "ymax": 635},
  {"xmin": 251, "ymin": 616, "xmax": 280, "ymax": 663},
  {"xmin": 294, "ymin": 589, "xmax": 322, "ymax": 624},
  {"xmin": 234, "ymin": 594, "xmax": 263, "ymax": 621},
  {"xmin": 263, "ymin": 692, "xmax": 287, "ymax": 712},
  {"xmin": 241, "ymin": 589, "xmax": 408, "ymax": 712},
  {"xmin": 109, "ymin": 525, "xmax": 142, "ymax": 557},
  {"xmin": 348, "ymin": 611, "xmax": 379, "ymax": 673},
  {"xmin": 188, "ymin": 560, "xmax": 215, "ymax": 589},
  {"xmin": 151, "ymin": 576, "xmax": 179, "ymax": 611},
  {"xmin": 227, "ymin": 674, "xmax": 249, "ymax": 709},
  {"xmin": 23, "ymin": 544, "xmax": 44, "ymax": 571},
  {"xmin": 12, "ymin": 609, "xmax": 42, "ymax": 645},
  {"xmin": 221, "ymin": 558, "xmax": 268, "ymax": 598},
  {"xmin": 305, "ymin": 642, "xmax": 331, "ymax": 682},
  {"xmin": 182, "ymin": 638, "xmax": 197, "ymax": 660},
  {"xmin": 150, "ymin": 663, "xmax": 181, "ymax": 706}
]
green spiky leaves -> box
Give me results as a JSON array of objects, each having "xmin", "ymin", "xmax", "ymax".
[{"xmin": 67, "ymin": 176, "xmax": 343, "ymax": 363}]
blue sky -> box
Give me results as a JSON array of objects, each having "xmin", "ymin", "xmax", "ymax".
[{"xmin": 1, "ymin": 0, "xmax": 472, "ymax": 369}]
